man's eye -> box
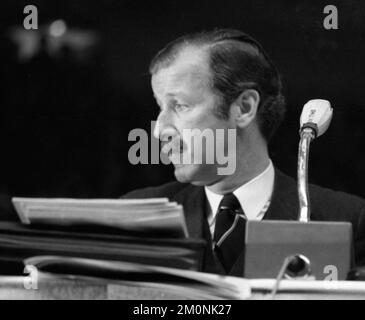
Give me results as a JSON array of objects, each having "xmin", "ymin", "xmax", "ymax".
[{"xmin": 174, "ymin": 104, "xmax": 189, "ymax": 112}]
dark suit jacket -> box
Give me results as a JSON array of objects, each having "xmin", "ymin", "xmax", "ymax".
[{"xmin": 122, "ymin": 169, "xmax": 365, "ymax": 275}]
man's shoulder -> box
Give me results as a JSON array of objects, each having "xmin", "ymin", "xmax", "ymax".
[
  {"xmin": 310, "ymin": 183, "xmax": 365, "ymax": 208},
  {"xmin": 276, "ymin": 169, "xmax": 365, "ymax": 221},
  {"xmin": 309, "ymin": 181, "xmax": 365, "ymax": 221},
  {"xmin": 121, "ymin": 181, "xmax": 192, "ymax": 200}
]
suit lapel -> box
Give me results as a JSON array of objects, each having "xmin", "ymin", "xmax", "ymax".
[
  {"xmin": 173, "ymin": 184, "xmax": 206, "ymax": 239},
  {"xmin": 264, "ymin": 169, "xmax": 299, "ymax": 221},
  {"xmin": 173, "ymin": 184, "xmax": 226, "ymax": 274}
]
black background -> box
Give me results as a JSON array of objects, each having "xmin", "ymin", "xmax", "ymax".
[{"xmin": 0, "ymin": 0, "xmax": 364, "ymax": 220}]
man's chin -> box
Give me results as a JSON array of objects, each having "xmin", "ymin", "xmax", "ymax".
[
  {"xmin": 173, "ymin": 164, "xmax": 217, "ymax": 186},
  {"xmin": 173, "ymin": 164, "xmax": 191, "ymax": 183}
]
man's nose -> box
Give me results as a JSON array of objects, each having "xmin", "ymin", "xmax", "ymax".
[{"xmin": 153, "ymin": 109, "xmax": 176, "ymax": 140}]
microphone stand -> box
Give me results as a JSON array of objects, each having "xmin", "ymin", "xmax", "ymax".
[{"xmin": 297, "ymin": 127, "xmax": 315, "ymax": 222}]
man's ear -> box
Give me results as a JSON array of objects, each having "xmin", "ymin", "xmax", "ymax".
[{"xmin": 231, "ymin": 89, "xmax": 260, "ymax": 129}]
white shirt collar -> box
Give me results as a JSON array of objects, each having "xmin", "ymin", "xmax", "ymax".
[{"xmin": 204, "ymin": 160, "xmax": 275, "ymax": 229}]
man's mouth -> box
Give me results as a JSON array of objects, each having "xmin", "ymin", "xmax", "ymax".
[{"xmin": 161, "ymin": 139, "xmax": 184, "ymax": 156}]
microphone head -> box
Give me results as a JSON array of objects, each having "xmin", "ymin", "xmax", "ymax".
[{"xmin": 300, "ymin": 99, "xmax": 333, "ymax": 138}]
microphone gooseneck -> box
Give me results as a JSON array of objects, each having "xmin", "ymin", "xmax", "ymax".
[
  {"xmin": 297, "ymin": 99, "xmax": 333, "ymax": 222},
  {"xmin": 298, "ymin": 128, "xmax": 315, "ymax": 222}
]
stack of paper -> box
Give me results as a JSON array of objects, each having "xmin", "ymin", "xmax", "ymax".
[
  {"xmin": 24, "ymin": 255, "xmax": 252, "ymax": 300},
  {"xmin": 12, "ymin": 197, "xmax": 188, "ymax": 238},
  {"xmin": 0, "ymin": 221, "xmax": 205, "ymax": 272}
]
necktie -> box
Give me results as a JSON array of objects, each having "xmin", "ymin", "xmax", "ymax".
[{"xmin": 213, "ymin": 193, "xmax": 246, "ymax": 273}]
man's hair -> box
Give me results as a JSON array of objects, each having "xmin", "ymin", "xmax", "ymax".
[{"xmin": 149, "ymin": 29, "xmax": 285, "ymax": 141}]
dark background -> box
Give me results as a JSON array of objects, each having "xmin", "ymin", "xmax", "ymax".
[{"xmin": 0, "ymin": 0, "xmax": 364, "ymax": 220}]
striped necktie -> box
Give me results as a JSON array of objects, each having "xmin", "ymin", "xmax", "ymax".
[{"xmin": 213, "ymin": 193, "xmax": 246, "ymax": 273}]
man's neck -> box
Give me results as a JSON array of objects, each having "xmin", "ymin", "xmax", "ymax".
[{"xmin": 206, "ymin": 142, "xmax": 270, "ymax": 195}]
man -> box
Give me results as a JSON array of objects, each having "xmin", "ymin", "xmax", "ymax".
[{"xmin": 122, "ymin": 29, "xmax": 365, "ymax": 276}]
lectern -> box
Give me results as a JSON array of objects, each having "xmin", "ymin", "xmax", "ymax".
[{"xmin": 244, "ymin": 220, "xmax": 352, "ymax": 280}]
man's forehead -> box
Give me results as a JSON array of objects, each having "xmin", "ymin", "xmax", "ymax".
[{"xmin": 151, "ymin": 46, "xmax": 211, "ymax": 96}]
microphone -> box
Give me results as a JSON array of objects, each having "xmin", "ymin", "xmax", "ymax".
[
  {"xmin": 297, "ymin": 99, "xmax": 333, "ymax": 222},
  {"xmin": 300, "ymin": 99, "xmax": 333, "ymax": 138}
]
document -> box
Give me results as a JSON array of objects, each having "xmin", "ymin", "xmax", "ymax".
[
  {"xmin": 24, "ymin": 255, "xmax": 252, "ymax": 300},
  {"xmin": 12, "ymin": 197, "xmax": 188, "ymax": 238}
]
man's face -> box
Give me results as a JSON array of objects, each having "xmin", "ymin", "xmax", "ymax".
[{"xmin": 151, "ymin": 47, "xmax": 236, "ymax": 185}]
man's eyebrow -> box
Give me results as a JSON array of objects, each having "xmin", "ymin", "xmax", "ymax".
[
  {"xmin": 166, "ymin": 92, "xmax": 192, "ymax": 101},
  {"xmin": 154, "ymin": 92, "xmax": 188, "ymax": 101}
]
